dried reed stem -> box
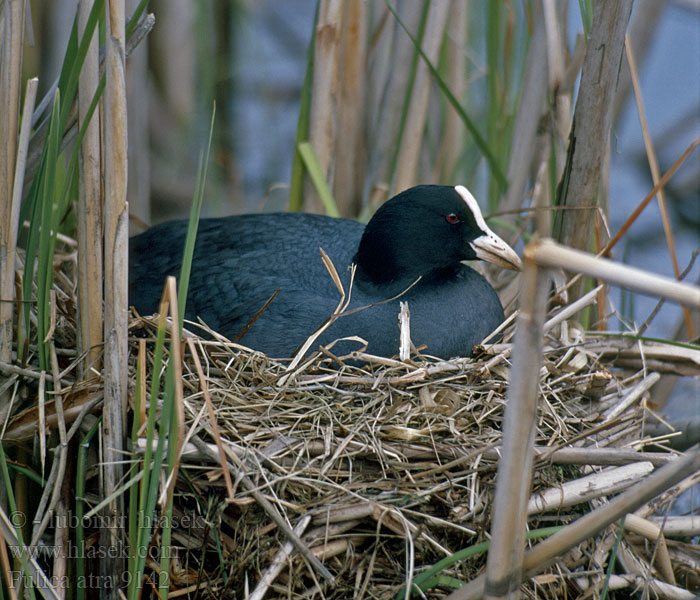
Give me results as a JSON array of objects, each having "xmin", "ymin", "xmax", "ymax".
[
  {"xmin": 532, "ymin": 238, "xmax": 700, "ymax": 308},
  {"xmin": 0, "ymin": 77, "xmax": 36, "ymax": 421},
  {"xmin": 502, "ymin": 4, "xmax": 548, "ymax": 216},
  {"xmin": 527, "ymin": 461, "xmax": 654, "ymax": 515},
  {"xmin": 307, "ymin": 0, "xmax": 343, "ymax": 213},
  {"xmin": 333, "ymin": 0, "xmax": 367, "ymax": 216},
  {"xmin": 439, "ymin": 0, "xmax": 467, "ymax": 183},
  {"xmin": 555, "ymin": 0, "xmax": 633, "ymax": 275},
  {"xmin": 0, "ymin": 0, "xmax": 26, "ymax": 410},
  {"xmin": 77, "ymin": 0, "xmax": 104, "ymax": 377},
  {"xmin": 484, "ymin": 248, "xmax": 550, "ymax": 598},
  {"xmin": 448, "ymin": 447, "xmax": 700, "ymax": 600},
  {"xmin": 623, "ymin": 513, "xmax": 675, "ymax": 585},
  {"xmin": 102, "ymin": 0, "xmax": 128, "ymax": 591}
]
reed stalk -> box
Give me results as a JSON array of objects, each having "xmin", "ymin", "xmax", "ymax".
[{"xmin": 103, "ymin": 0, "xmax": 128, "ymax": 593}]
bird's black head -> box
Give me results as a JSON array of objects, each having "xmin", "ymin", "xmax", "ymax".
[{"xmin": 354, "ymin": 185, "xmax": 521, "ymax": 288}]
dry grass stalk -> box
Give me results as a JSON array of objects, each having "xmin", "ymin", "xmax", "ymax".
[
  {"xmin": 0, "ymin": 0, "xmax": 26, "ymax": 412},
  {"xmin": 191, "ymin": 436, "xmax": 335, "ymax": 585},
  {"xmin": 185, "ymin": 336, "xmax": 235, "ymax": 499},
  {"xmin": 103, "ymin": 0, "xmax": 129, "ymax": 587},
  {"xmin": 612, "ymin": 0, "xmax": 666, "ymax": 123},
  {"xmin": 77, "ymin": 0, "xmax": 103, "ymax": 377},
  {"xmin": 0, "ymin": 77, "xmax": 36, "ymax": 420},
  {"xmin": 603, "ymin": 136, "xmax": 700, "ymax": 258}
]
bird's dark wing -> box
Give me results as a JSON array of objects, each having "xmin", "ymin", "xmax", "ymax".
[{"xmin": 129, "ymin": 213, "xmax": 363, "ymax": 343}]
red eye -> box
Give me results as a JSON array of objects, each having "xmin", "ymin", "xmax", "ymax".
[{"xmin": 445, "ymin": 213, "xmax": 460, "ymax": 224}]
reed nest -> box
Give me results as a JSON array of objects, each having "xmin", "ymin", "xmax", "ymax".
[
  {"xmin": 125, "ymin": 309, "xmax": 698, "ymax": 599},
  {"xmin": 5, "ymin": 242, "xmax": 698, "ymax": 599}
]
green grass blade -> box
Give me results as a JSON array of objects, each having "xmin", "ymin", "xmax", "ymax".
[
  {"xmin": 126, "ymin": 0, "xmax": 151, "ymax": 39},
  {"xmin": 76, "ymin": 416, "xmax": 102, "ymax": 600},
  {"xmin": 177, "ymin": 104, "xmax": 216, "ymax": 322},
  {"xmin": 127, "ymin": 348, "xmax": 145, "ymax": 595},
  {"xmin": 578, "ymin": 0, "xmax": 594, "ymax": 38},
  {"xmin": 129, "ymin": 313, "xmax": 169, "ymax": 599},
  {"xmin": 289, "ymin": 0, "xmax": 320, "ymax": 212},
  {"xmin": 600, "ymin": 519, "xmax": 625, "ymax": 600},
  {"xmin": 157, "ymin": 106, "xmax": 216, "ymax": 600},
  {"xmin": 5, "ymin": 464, "xmax": 45, "ymax": 487},
  {"xmin": 297, "ymin": 142, "xmax": 340, "ymax": 217},
  {"xmin": 58, "ymin": 0, "xmax": 105, "ymax": 127},
  {"xmin": 130, "ymin": 112, "xmax": 216, "ymax": 599},
  {"xmin": 154, "ymin": 360, "xmax": 177, "ymax": 598},
  {"xmin": 34, "ymin": 91, "xmax": 63, "ymax": 371},
  {"xmin": 396, "ymin": 526, "xmax": 562, "ymax": 599},
  {"xmin": 0, "ymin": 444, "xmax": 37, "ymax": 600}
]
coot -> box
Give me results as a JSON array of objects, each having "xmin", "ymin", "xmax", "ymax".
[{"xmin": 129, "ymin": 185, "xmax": 521, "ymax": 359}]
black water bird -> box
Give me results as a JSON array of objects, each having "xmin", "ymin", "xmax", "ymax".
[{"xmin": 129, "ymin": 185, "xmax": 521, "ymax": 359}]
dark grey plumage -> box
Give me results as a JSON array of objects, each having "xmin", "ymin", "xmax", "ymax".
[{"xmin": 129, "ymin": 185, "xmax": 517, "ymax": 359}]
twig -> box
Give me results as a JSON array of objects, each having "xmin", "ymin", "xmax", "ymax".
[
  {"xmin": 446, "ymin": 446, "xmax": 700, "ymax": 600},
  {"xmin": 625, "ymin": 33, "xmax": 694, "ymax": 338},
  {"xmin": 249, "ymin": 515, "xmax": 312, "ymax": 600},
  {"xmin": 602, "ymin": 137, "xmax": 700, "ymax": 258},
  {"xmin": 527, "ymin": 461, "xmax": 654, "ymax": 515},
  {"xmin": 603, "ymin": 372, "xmax": 660, "ymax": 422},
  {"xmin": 623, "ymin": 513, "xmax": 675, "ymax": 585},
  {"xmin": 190, "ymin": 436, "xmax": 335, "ymax": 585}
]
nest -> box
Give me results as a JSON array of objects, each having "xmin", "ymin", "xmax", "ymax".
[
  {"xmin": 125, "ymin": 311, "xmax": 698, "ymax": 599},
  {"xmin": 4, "ymin": 240, "xmax": 698, "ymax": 599}
]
